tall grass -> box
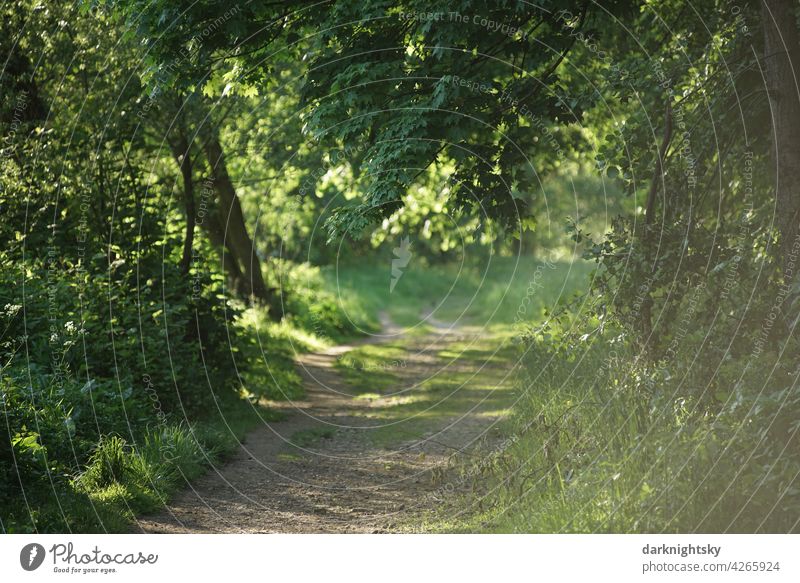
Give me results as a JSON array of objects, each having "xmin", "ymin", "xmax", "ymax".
[
  {"xmin": 66, "ymin": 399, "xmax": 280, "ymax": 532},
  {"xmin": 437, "ymin": 331, "xmax": 800, "ymax": 533}
]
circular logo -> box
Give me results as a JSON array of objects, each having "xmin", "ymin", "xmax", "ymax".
[{"xmin": 20, "ymin": 543, "xmax": 46, "ymax": 571}]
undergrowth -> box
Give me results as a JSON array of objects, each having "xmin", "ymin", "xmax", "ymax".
[
  {"xmin": 431, "ymin": 308, "xmax": 800, "ymax": 533},
  {"xmin": 1, "ymin": 256, "xmax": 356, "ymax": 533}
]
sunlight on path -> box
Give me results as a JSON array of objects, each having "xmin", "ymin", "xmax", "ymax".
[{"xmin": 136, "ymin": 315, "xmax": 517, "ymax": 533}]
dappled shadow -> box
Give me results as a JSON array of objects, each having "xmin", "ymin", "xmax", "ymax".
[{"xmin": 136, "ymin": 315, "xmax": 516, "ymax": 533}]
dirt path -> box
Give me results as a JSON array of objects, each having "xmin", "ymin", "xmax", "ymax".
[{"xmin": 136, "ymin": 316, "xmax": 514, "ymax": 533}]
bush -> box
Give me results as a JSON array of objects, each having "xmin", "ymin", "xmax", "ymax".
[{"xmin": 0, "ymin": 194, "xmax": 250, "ymax": 531}]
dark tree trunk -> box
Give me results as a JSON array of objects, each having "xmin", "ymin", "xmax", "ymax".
[
  {"xmin": 639, "ymin": 100, "xmax": 673, "ymax": 355},
  {"xmin": 203, "ymin": 128, "xmax": 282, "ymax": 318},
  {"xmin": 170, "ymin": 132, "xmax": 196, "ymax": 275},
  {"xmin": 200, "ymin": 209, "xmax": 250, "ymax": 298},
  {"xmin": 762, "ymin": 0, "xmax": 800, "ymax": 276}
]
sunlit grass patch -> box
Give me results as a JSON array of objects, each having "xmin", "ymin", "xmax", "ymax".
[
  {"xmin": 63, "ymin": 396, "xmax": 274, "ymax": 532},
  {"xmin": 353, "ymin": 392, "xmax": 383, "ymax": 401},
  {"xmin": 360, "ymin": 357, "xmax": 517, "ymax": 447},
  {"xmin": 334, "ymin": 343, "xmax": 408, "ymax": 393},
  {"xmin": 329, "ymin": 257, "xmax": 591, "ymax": 328},
  {"xmin": 277, "ymin": 453, "xmax": 306, "ymax": 462},
  {"xmin": 238, "ymin": 308, "xmax": 336, "ymax": 401},
  {"xmin": 437, "ymin": 333, "xmax": 520, "ymax": 369}
]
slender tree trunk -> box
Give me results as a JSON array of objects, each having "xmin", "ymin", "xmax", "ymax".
[
  {"xmin": 762, "ymin": 0, "xmax": 800, "ymax": 275},
  {"xmin": 639, "ymin": 101, "xmax": 673, "ymax": 355},
  {"xmin": 203, "ymin": 128, "xmax": 281, "ymax": 318},
  {"xmin": 200, "ymin": 209, "xmax": 249, "ymax": 298},
  {"xmin": 170, "ymin": 132, "xmax": 196, "ymax": 275}
]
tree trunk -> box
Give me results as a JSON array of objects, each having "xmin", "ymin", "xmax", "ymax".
[
  {"xmin": 200, "ymin": 209, "xmax": 250, "ymax": 298},
  {"xmin": 639, "ymin": 100, "xmax": 673, "ymax": 356},
  {"xmin": 203, "ymin": 127, "xmax": 282, "ymax": 318},
  {"xmin": 762, "ymin": 0, "xmax": 800, "ymax": 276},
  {"xmin": 170, "ymin": 132, "xmax": 196, "ymax": 275}
]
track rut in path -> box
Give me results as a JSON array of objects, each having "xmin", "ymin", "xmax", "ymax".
[{"xmin": 136, "ymin": 316, "xmax": 515, "ymax": 533}]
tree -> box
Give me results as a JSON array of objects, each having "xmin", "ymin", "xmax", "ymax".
[
  {"xmin": 108, "ymin": 0, "xmax": 630, "ymax": 238},
  {"xmin": 106, "ymin": 0, "xmax": 794, "ymax": 344},
  {"xmin": 202, "ymin": 121, "xmax": 279, "ymax": 311},
  {"xmin": 762, "ymin": 0, "xmax": 800, "ymax": 275},
  {"xmin": 166, "ymin": 110, "xmax": 197, "ymax": 275}
]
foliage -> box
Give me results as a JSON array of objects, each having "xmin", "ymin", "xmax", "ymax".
[
  {"xmin": 3, "ymin": 0, "xmax": 800, "ymax": 535},
  {"xmin": 0, "ymin": 1, "xmax": 352, "ymax": 531},
  {"xmin": 451, "ymin": 313, "xmax": 799, "ymax": 532}
]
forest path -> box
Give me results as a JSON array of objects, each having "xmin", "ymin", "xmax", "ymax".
[{"xmin": 136, "ymin": 315, "xmax": 516, "ymax": 533}]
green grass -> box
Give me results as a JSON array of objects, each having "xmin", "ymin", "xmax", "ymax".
[
  {"xmin": 362, "ymin": 369, "xmax": 517, "ymax": 449},
  {"xmin": 69, "ymin": 304, "xmax": 342, "ymax": 531},
  {"xmin": 421, "ymin": 333, "xmax": 800, "ymax": 534},
  {"xmin": 327, "ymin": 255, "xmax": 592, "ymax": 328},
  {"xmin": 4, "ymin": 253, "xmax": 598, "ymax": 533},
  {"xmin": 259, "ymin": 257, "xmax": 800, "ymax": 533},
  {"xmin": 324, "ymin": 255, "xmax": 591, "ymax": 454},
  {"xmin": 99, "ymin": 255, "xmax": 590, "ymax": 533},
  {"xmin": 239, "ymin": 309, "xmax": 333, "ymax": 402},
  {"xmin": 2, "ymin": 298, "xmax": 333, "ymax": 533},
  {"xmin": 337, "ymin": 327, "xmax": 521, "ymax": 448},
  {"xmin": 334, "ymin": 343, "xmax": 409, "ymax": 393},
  {"xmin": 71, "ymin": 396, "xmax": 281, "ymax": 532},
  {"xmin": 65, "ymin": 307, "xmax": 340, "ymax": 532}
]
